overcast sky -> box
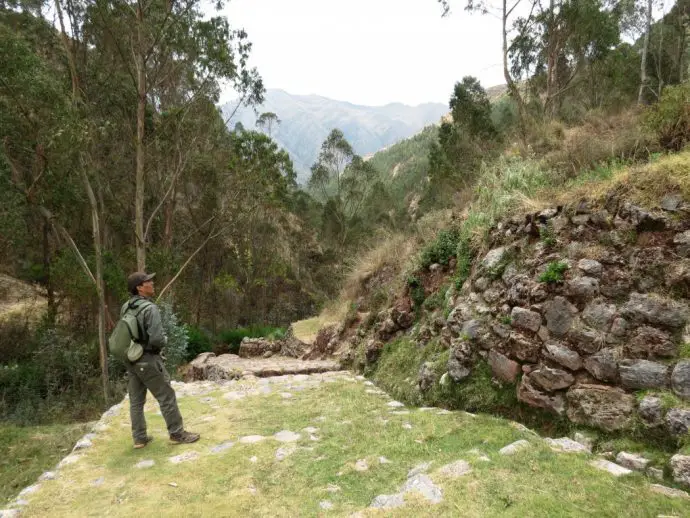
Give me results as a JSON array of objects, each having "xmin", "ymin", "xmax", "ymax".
[{"xmin": 216, "ymin": 0, "xmax": 506, "ymax": 107}]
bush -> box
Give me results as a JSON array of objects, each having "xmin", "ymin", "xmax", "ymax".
[
  {"xmin": 159, "ymin": 301, "xmax": 188, "ymax": 373},
  {"xmin": 419, "ymin": 227, "xmax": 461, "ymax": 268},
  {"xmin": 644, "ymin": 83, "xmax": 690, "ymax": 151},
  {"xmin": 185, "ymin": 325, "xmax": 213, "ymax": 361},
  {"xmin": 407, "ymin": 276, "xmax": 426, "ymax": 309},
  {"xmin": 539, "ymin": 261, "xmax": 569, "ymax": 283}
]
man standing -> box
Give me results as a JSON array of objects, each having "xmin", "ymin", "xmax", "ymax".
[{"xmin": 122, "ymin": 272, "xmax": 199, "ymax": 448}]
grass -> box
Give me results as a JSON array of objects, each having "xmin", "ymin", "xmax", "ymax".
[
  {"xmin": 10, "ymin": 375, "xmax": 690, "ymax": 517},
  {"xmin": 0, "ymin": 422, "xmax": 90, "ymax": 504},
  {"xmin": 538, "ymin": 261, "xmax": 569, "ymax": 284}
]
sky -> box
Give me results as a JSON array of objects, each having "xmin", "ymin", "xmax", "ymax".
[{"xmin": 215, "ymin": 0, "xmax": 507, "ymax": 107}]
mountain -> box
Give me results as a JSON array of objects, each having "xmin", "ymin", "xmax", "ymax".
[{"xmin": 220, "ymin": 89, "xmax": 447, "ymax": 183}]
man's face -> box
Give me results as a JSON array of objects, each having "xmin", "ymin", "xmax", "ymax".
[{"xmin": 137, "ymin": 280, "xmax": 155, "ymax": 298}]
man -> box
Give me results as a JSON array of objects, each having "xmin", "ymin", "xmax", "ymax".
[{"xmin": 122, "ymin": 272, "xmax": 199, "ymax": 448}]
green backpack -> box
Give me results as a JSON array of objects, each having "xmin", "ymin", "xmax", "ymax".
[{"xmin": 108, "ymin": 301, "xmax": 152, "ymax": 363}]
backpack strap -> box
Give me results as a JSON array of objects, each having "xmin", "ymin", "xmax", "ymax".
[{"xmin": 126, "ymin": 300, "xmax": 154, "ymax": 343}]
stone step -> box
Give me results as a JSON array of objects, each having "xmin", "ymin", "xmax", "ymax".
[{"xmin": 185, "ymin": 353, "xmax": 341, "ymax": 381}]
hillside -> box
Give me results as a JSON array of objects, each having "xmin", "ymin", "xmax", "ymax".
[{"xmin": 221, "ymin": 89, "xmax": 447, "ymax": 182}]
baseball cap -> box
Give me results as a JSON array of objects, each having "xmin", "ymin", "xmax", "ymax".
[{"xmin": 127, "ymin": 272, "xmax": 156, "ymax": 295}]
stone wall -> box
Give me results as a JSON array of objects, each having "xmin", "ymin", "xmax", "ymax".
[{"xmin": 357, "ymin": 195, "xmax": 690, "ymax": 442}]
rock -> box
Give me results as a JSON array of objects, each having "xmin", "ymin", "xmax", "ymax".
[
  {"xmin": 573, "ymin": 433, "xmax": 594, "ymax": 451},
  {"xmin": 276, "ymin": 445, "xmax": 297, "ymax": 461},
  {"xmin": 530, "ymin": 364, "xmax": 575, "ymax": 392},
  {"xmin": 499, "ymin": 439, "xmax": 531, "ymax": 455},
  {"xmin": 408, "ymin": 462, "xmax": 432, "ymax": 477},
  {"xmin": 578, "ymin": 259, "xmax": 603, "ymax": 277},
  {"xmin": 462, "ymin": 320, "xmax": 483, "ymax": 340},
  {"xmin": 169, "ymin": 451, "xmax": 199, "ymax": 464},
  {"xmin": 610, "ymin": 317, "xmax": 629, "ymax": 338},
  {"xmin": 447, "ymin": 356, "xmax": 471, "ymax": 382},
  {"xmin": 572, "ymin": 214, "xmax": 590, "ymax": 225},
  {"xmin": 566, "ymin": 384, "xmax": 635, "ymax": 431},
  {"xmin": 650, "ymin": 484, "xmax": 690, "ymax": 499},
  {"xmin": 638, "ymin": 396, "xmax": 663, "ymax": 426},
  {"xmin": 517, "ymin": 375, "xmax": 566, "ymax": 414},
  {"xmin": 621, "ymin": 293, "xmax": 687, "ymax": 330},
  {"xmin": 437, "ymin": 460, "xmax": 472, "ymax": 478},
  {"xmin": 136, "ymin": 459, "xmax": 155, "ymax": 469},
  {"xmin": 671, "ymin": 360, "xmax": 690, "ymax": 399},
  {"xmin": 73, "ymin": 438, "xmax": 93, "ymax": 450},
  {"xmin": 355, "ymin": 459, "xmax": 369, "ymax": 471},
  {"xmin": 508, "ymin": 332, "xmax": 541, "ymax": 363},
  {"xmin": 0, "ymin": 510, "xmax": 21, "ymax": 517},
  {"xmin": 391, "ymin": 302, "xmax": 415, "ymax": 330},
  {"xmin": 544, "ymin": 297, "xmax": 578, "ymax": 337},
  {"xmin": 582, "ymin": 301, "xmax": 616, "ymax": 331},
  {"xmin": 38, "ymin": 472, "xmax": 57, "ymax": 481},
  {"xmin": 625, "ymin": 326, "xmax": 676, "ymax": 359},
  {"xmin": 483, "ymin": 288, "xmax": 502, "ymax": 304},
  {"xmin": 511, "ymin": 307, "xmax": 542, "ymax": 333},
  {"xmin": 482, "ymin": 247, "xmax": 508, "ymax": 271},
  {"xmin": 569, "ymin": 324, "xmax": 604, "ymax": 355},
  {"xmin": 274, "ymin": 430, "xmax": 301, "ymax": 442},
  {"xmin": 210, "ymin": 441, "xmax": 234, "ymax": 454},
  {"xmin": 370, "ymin": 494, "xmax": 405, "ymax": 509},
  {"xmin": 474, "ymin": 277, "xmax": 489, "ymax": 291},
  {"xmin": 418, "ymin": 362, "xmax": 438, "ymax": 392},
  {"xmin": 583, "ymin": 349, "xmax": 619, "ymax": 383},
  {"xmin": 387, "ymin": 401, "xmax": 405, "ymax": 408},
  {"xmin": 674, "ymin": 231, "xmax": 690, "ymax": 257},
  {"xmin": 239, "ymin": 435, "xmax": 266, "ymax": 444},
  {"xmin": 491, "ymin": 323, "xmax": 511, "ymax": 339},
  {"xmin": 319, "ymin": 500, "xmax": 334, "ymax": 510},
  {"xmin": 647, "ymin": 467, "xmax": 664, "ymax": 481},
  {"xmin": 616, "ymin": 452, "xmax": 650, "ymax": 471},
  {"xmin": 401, "ymin": 474, "xmax": 443, "ymax": 504},
  {"xmin": 537, "ymin": 326, "xmax": 550, "ymax": 342},
  {"xmin": 365, "ymin": 340, "xmax": 384, "ymax": 364},
  {"xmin": 567, "ymin": 277, "xmax": 600, "ymax": 301},
  {"xmin": 543, "ymin": 342, "xmax": 583, "ymax": 371},
  {"xmin": 670, "ymin": 454, "xmax": 690, "ymax": 488},
  {"xmin": 545, "ymin": 437, "xmax": 590, "ymax": 453},
  {"xmin": 502, "ymin": 263, "xmax": 518, "ymax": 285},
  {"xmin": 666, "ymin": 408, "xmax": 690, "ymax": 437},
  {"xmin": 590, "ymin": 459, "xmax": 632, "ymax": 477},
  {"xmin": 619, "ymin": 360, "xmax": 669, "ymax": 390},
  {"xmin": 661, "ymin": 194, "xmax": 683, "ymax": 212},
  {"xmin": 239, "ymin": 337, "xmax": 281, "ymax": 358},
  {"xmin": 488, "ymin": 350, "xmax": 520, "ymax": 383}
]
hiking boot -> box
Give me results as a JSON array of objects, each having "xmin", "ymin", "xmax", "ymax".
[
  {"xmin": 169, "ymin": 431, "xmax": 200, "ymax": 445},
  {"xmin": 133, "ymin": 436, "xmax": 154, "ymax": 449}
]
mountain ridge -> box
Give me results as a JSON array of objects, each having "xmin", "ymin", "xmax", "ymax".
[{"xmin": 221, "ymin": 89, "xmax": 448, "ymax": 182}]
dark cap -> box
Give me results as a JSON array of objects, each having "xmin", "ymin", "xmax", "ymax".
[{"xmin": 127, "ymin": 272, "xmax": 156, "ymax": 295}]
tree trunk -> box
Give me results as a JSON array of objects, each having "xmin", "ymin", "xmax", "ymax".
[
  {"xmin": 54, "ymin": 0, "xmax": 80, "ymax": 101},
  {"xmin": 43, "ymin": 219, "xmax": 56, "ymax": 322},
  {"xmin": 80, "ymin": 168, "xmax": 109, "ymax": 401},
  {"xmin": 639, "ymin": 0, "xmax": 653, "ymax": 104},
  {"xmin": 503, "ymin": 0, "xmax": 527, "ymax": 133},
  {"xmin": 135, "ymin": 3, "xmax": 147, "ymax": 271}
]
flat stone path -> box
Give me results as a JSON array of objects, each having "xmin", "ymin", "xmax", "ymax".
[{"xmin": 186, "ymin": 353, "xmax": 341, "ymax": 381}]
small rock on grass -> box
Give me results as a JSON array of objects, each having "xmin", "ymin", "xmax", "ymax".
[
  {"xmin": 370, "ymin": 493, "xmax": 405, "ymax": 509},
  {"xmin": 616, "ymin": 451, "xmax": 650, "ymax": 471},
  {"xmin": 402, "ymin": 474, "xmax": 443, "ymax": 504},
  {"xmin": 38, "ymin": 472, "xmax": 57, "ymax": 481},
  {"xmin": 379, "ymin": 456, "xmax": 392, "ymax": 464},
  {"xmin": 319, "ymin": 501, "xmax": 334, "ymax": 510},
  {"xmin": 18, "ymin": 484, "xmax": 40, "ymax": 497},
  {"xmin": 210, "ymin": 441, "xmax": 234, "ymax": 454},
  {"xmin": 169, "ymin": 451, "xmax": 199, "ymax": 464},
  {"xmin": 387, "ymin": 401, "xmax": 405, "ymax": 408},
  {"xmin": 437, "ymin": 460, "xmax": 472, "ymax": 478},
  {"xmin": 239, "ymin": 435, "xmax": 265, "ymax": 444},
  {"xmin": 274, "ymin": 430, "xmax": 301, "ymax": 442},
  {"xmin": 0, "ymin": 509, "xmax": 22, "ymax": 517},
  {"xmin": 590, "ymin": 459, "xmax": 632, "ymax": 477},
  {"xmin": 408, "ymin": 462, "xmax": 432, "ymax": 477},
  {"xmin": 545, "ymin": 438, "xmax": 591, "ymax": 454},
  {"xmin": 136, "ymin": 459, "xmax": 155, "ymax": 469},
  {"xmin": 355, "ymin": 459, "xmax": 369, "ymax": 472},
  {"xmin": 499, "ymin": 440, "xmax": 531, "ymax": 456},
  {"xmin": 650, "ymin": 484, "xmax": 690, "ymax": 499}
]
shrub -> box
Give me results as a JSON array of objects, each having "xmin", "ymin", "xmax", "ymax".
[
  {"xmin": 539, "ymin": 261, "xmax": 569, "ymax": 283},
  {"xmin": 216, "ymin": 325, "xmax": 286, "ymax": 355},
  {"xmin": 453, "ymin": 239, "xmax": 473, "ymax": 290},
  {"xmin": 185, "ymin": 325, "xmax": 213, "ymax": 361},
  {"xmin": 419, "ymin": 227, "xmax": 461, "ymax": 268},
  {"xmin": 644, "ymin": 83, "xmax": 690, "ymax": 151},
  {"xmin": 407, "ymin": 276, "xmax": 426, "ymax": 309},
  {"xmin": 159, "ymin": 301, "xmax": 188, "ymax": 373}
]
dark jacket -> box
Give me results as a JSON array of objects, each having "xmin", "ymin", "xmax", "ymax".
[{"xmin": 120, "ymin": 296, "xmax": 167, "ymax": 354}]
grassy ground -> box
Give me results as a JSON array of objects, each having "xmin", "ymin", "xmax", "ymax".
[
  {"xmin": 0, "ymin": 422, "xmax": 90, "ymax": 504},
  {"xmin": 9, "ymin": 373, "xmax": 689, "ymax": 517}
]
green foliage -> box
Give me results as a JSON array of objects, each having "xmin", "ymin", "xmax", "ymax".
[
  {"xmin": 423, "ymin": 288, "xmax": 447, "ymax": 311},
  {"xmin": 644, "ymin": 82, "xmax": 690, "ymax": 151},
  {"xmin": 159, "ymin": 302, "xmax": 189, "ymax": 374},
  {"xmin": 449, "ymin": 76, "xmax": 498, "ymax": 140},
  {"xmin": 539, "ymin": 261, "xmax": 569, "ymax": 284},
  {"xmin": 540, "ymin": 223, "xmax": 556, "ymax": 248},
  {"xmin": 185, "ymin": 325, "xmax": 213, "ymax": 361},
  {"xmin": 453, "ymin": 238, "xmax": 474, "ymax": 290},
  {"xmin": 420, "ymin": 227, "xmax": 461, "ymax": 268},
  {"xmin": 407, "ymin": 276, "xmax": 426, "ymax": 309}
]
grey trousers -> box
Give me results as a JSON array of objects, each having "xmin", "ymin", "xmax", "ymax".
[{"xmin": 126, "ymin": 353, "xmax": 184, "ymax": 442}]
